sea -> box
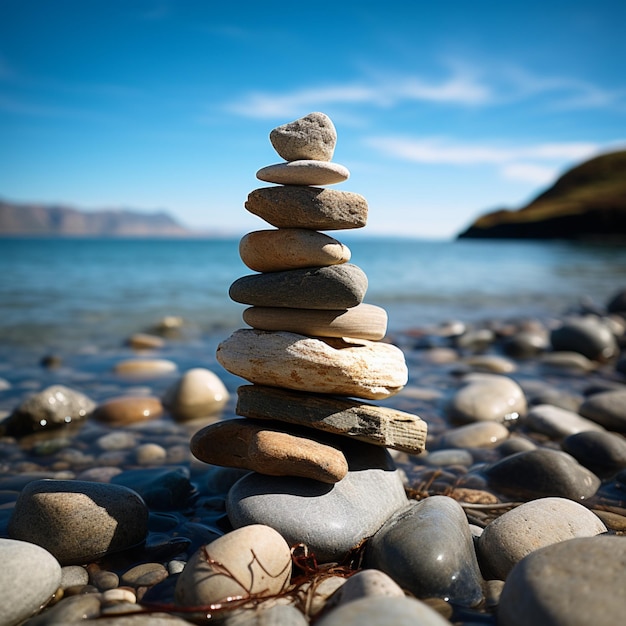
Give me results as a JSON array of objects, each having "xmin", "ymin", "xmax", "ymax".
[{"xmin": 1, "ymin": 236, "xmax": 625, "ymax": 357}]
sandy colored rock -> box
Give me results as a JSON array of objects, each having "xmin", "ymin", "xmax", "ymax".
[
  {"xmin": 239, "ymin": 228, "xmax": 351, "ymax": 272},
  {"xmin": 191, "ymin": 418, "xmax": 348, "ymax": 483},
  {"xmin": 216, "ymin": 330, "xmax": 408, "ymax": 400},
  {"xmin": 256, "ymin": 160, "xmax": 349, "ymax": 186},
  {"xmin": 93, "ymin": 396, "xmax": 163, "ymax": 426},
  {"xmin": 229, "ymin": 264, "xmax": 368, "ymax": 310},
  {"xmin": 245, "ymin": 186, "xmax": 368, "ymax": 230},
  {"xmin": 243, "ymin": 303, "xmax": 388, "ymax": 341},
  {"xmin": 113, "ymin": 358, "xmax": 177, "ymax": 377},
  {"xmin": 127, "ymin": 333, "xmax": 165, "ymax": 350},
  {"xmin": 236, "ymin": 385, "xmax": 426, "ymax": 454},
  {"xmin": 162, "ymin": 367, "xmax": 229, "ymax": 421},
  {"xmin": 175, "ymin": 524, "xmax": 292, "ymax": 607},
  {"xmin": 269, "ymin": 112, "xmax": 337, "ymax": 161}
]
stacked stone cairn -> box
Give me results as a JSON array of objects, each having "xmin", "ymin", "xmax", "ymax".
[{"xmin": 190, "ymin": 112, "xmax": 426, "ymax": 542}]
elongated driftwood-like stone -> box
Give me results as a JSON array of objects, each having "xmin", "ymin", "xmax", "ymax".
[
  {"xmin": 190, "ymin": 418, "xmax": 348, "ymax": 483},
  {"xmin": 239, "ymin": 228, "xmax": 351, "ymax": 272},
  {"xmin": 245, "ymin": 186, "xmax": 368, "ymax": 230},
  {"xmin": 243, "ymin": 303, "xmax": 388, "ymax": 341},
  {"xmin": 236, "ymin": 385, "xmax": 427, "ymax": 454},
  {"xmin": 216, "ymin": 329, "xmax": 408, "ymax": 400},
  {"xmin": 256, "ymin": 161, "xmax": 349, "ymax": 186},
  {"xmin": 229, "ymin": 264, "xmax": 368, "ymax": 310}
]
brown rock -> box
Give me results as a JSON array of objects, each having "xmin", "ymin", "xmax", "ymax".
[
  {"xmin": 236, "ymin": 385, "xmax": 427, "ymax": 454},
  {"xmin": 190, "ymin": 418, "xmax": 348, "ymax": 483},
  {"xmin": 92, "ymin": 396, "xmax": 163, "ymax": 426},
  {"xmin": 245, "ymin": 186, "xmax": 368, "ymax": 230},
  {"xmin": 216, "ymin": 329, "xmax": 408, "ymax": 400},
  {"xmin": 127, "ymin": 333, "xmax": 165, "ymax": 350},
  {"xmin": 239, "ymin": 228, "xmax": 351, "ymax": 272},
  {"xmin": 243, "ymin": 303, "xmax": 388, "ymax": 341},
  {"xmin": 162, "ymin": 368, "xmax": 229, "ymax": 421},
  {"xmin": 113, "ymin": 359, "xmax": 177, "ymax": 377}
]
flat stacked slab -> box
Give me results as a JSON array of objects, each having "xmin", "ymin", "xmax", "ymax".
[{"xmin": 193, "ymin": 112, "xmax": 426, "ymax": 485}]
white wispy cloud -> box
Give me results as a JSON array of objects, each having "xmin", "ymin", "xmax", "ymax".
[{"xmin": 365, "ymin": 135, "xmax": 607, "ymax": 184}]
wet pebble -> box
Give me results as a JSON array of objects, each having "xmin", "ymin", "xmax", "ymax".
[
  {"xmin": 135, "ymin": 442, "xmax": 168, "ymax": 465},
  {"xmin": 61, "ymin": 564, "xmax": 89, "ymax": 588},
  {"xmin": 366, "ymin": 496, "xmax": 484, "ymax": 607},
  {"xmin": 97, "ymin": 431, "xmax": 138, "ymax": 451},
  {"xmin": 561, "ymin": 430, "xmax": 626, "ymax": 473},
  {"xmin": 26, "ymin": 594, "xmax": 102, "ymax": 625},
  {"xmin": 111, "ymin": 467, "xmax": 194, "ymax": 510},
  {"xmin": 579, "ymin": 389, "xmax": 626, "ymax": 432},
  {"xmin": 550, "ymin": 316, "xmax": 618, "ymax": 361},
  {"xmin": 438, "ymin": 421, "xmax": 510, "ymax": 449},
  {"xmin": 424, "ymin": 448, "xmax": 474, "ymax": 466},
  {"xmin": 478, "ymin": 497, "xmax": 607, "ymax": 579},
  {"xmin": 540, "ymin": 351, "xmax": 595, "ymax": 373},
  {"xmin": 93, "ymin": 396, "xmax": 163, "ymax": 426},
  {"xmin": 524, "ymin": 404, "xmax": 605, "ymax": 438},
  {"xmin": 222, "ymin": 604, "xmax": 308, "ymax": 626},
  {"xmin": 163, "ymin": 367, "xmax": 229, "ymax": 421},
  {"xmin": 484, "ymin": 448, "xmax": 601, "ymax": 501},
  {"xmin": 121, "ymin": 562, "xmax": 168, "ymax": 588},
  {"xmin": 326, "ymin": 569, "xmax": 404, "ymax": 610}
]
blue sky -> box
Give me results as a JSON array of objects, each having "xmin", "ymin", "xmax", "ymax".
[{"xmin": 1, "ymin": 0, "xmax": 625, "ymax": 238}]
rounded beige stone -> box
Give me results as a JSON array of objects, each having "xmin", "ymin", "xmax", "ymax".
[
  {"xmin": 127, "ymin": 333, "xmax": 165, "ymax": 350},
  {"xmin": 92, "ymin": 396, "xmax": 163, "ymax": 426},
  {"xmin": 162, "ymin": 368, "xmax": 229, "ymax": 421},
  {"xmin": 216, "ymin": 329, "xmax": 407, "ymax": 400},
  {"xmin": 239, "ymin": 228, "xmax": 351, "ymax": 272},
  {"xmin": 174, "ymin": 524, "xmax": 292, "ymax": 606},
  {"xmin": 243, "ymin": 303, "xmax": 388, "ymax": 341},
  {"xmin": 256, "ymin": 160, "xmax": 349, "ymax": 186}
]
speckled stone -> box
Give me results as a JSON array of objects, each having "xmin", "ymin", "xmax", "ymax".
[
  {"xmin": 229, "ymin": 264, "xmax": 368, "ymax": 310},
  {"xmin": 174, "ymin": 524, "xmax": 292, "ymax": 606},
  {"xmin": 498, "ymin": 536, "xmax": 626, "ymax": 626},
  {"xmin": 162, "ymin": 368, "xmax": 229, "ymax": 421},
  {"xmin": 216, "ymin": 330, "xmax": 408, "ymax": 400},
  {"xmin": 269, "ymin": 112, "xmax": 337, "ymax": 161},
  {"xmin": 8, "ymin": 479, "xmax": 149, "ymax": 564},
  {"xmin": 93, "ymin": 396, "xmax": 163, "ymax": 426},
  {"xmin": 579, "ymin": 389, "xmax": 626, "ymax": 432},
  {"xmin": 366, "ymin": 496, "xmax": 484, "ymax": 607},
  {"xmin": 478, "ymin": 497, "xmax": 607, "ymax": 579},
  {"xmin": 3, "ymin": 384, "xmax": 95, "ymax": 436},
  {"xmin": 245, "ymin": 186, "xmax": 368, "ymax": 230},
  {"xmin": 227, "ymin": 441, "xmax": 408, "ymax": 562},
  {"xmin": 0, "ymin": 538, "xmax": 62, "ymax": 626},
  {"xmin": 257, "ymin": 160, "xmax": 349, "ymax": 186},
  {"xmin": 484, "ymin": 448, "xmax": 601, "ymax": 501}
]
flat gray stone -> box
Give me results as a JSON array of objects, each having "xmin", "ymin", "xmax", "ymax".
[
  {"xmin": 326, "ymin": 569, "xmax": 404, "ymax": 609},
  {"xmin": 524, "ymin": 404, "xmax": 605, "ymax": 438},
  {"xmin": 8, "ymin": 479, "xmax": 149, "ymax": 565},
  {"xmin": 579, "ymin": 389, "xmax": 626, "ymax": 432},
  {"xmin": 25, "ymin": 594, "xmax": 102, "ymax": 625},
  {"xmin": 366, "ymin": 496, "xmax": 484, "ymax": 607},
  {"xmin": 0, "ymin": 538, "xmax": 62, "ymax": 626},
  {"xmin": 562, "ymin": 430, "xmax": 626, "ymax": 473},
  {"xmin": 229, "ymin": 264, "xmax": 368, "ymax": 310},
  {"xmin": 222, "ymin": 604, "xmax": 309, "ymax": 626},
  {"xmin": 484, "ymin": 448, "xmax": 601, "ymax": 501},
  {"xmin": 245, "ymin": 186, "xmax": 368, "ymax": 230},
  {"xmin": 270, "ymin": 112, "xmax": 337, "ymax": 161},
  {"xmin": 227, "ymin": 440, "xmax": 408, "ymax": 562},
  {"xmin": 315, "ymin": 596, "xmax": 451, "ymax": 626},
  {"xmin": 498, "ymin": 536, "xmax": 626, "ymax": 626},
  {"xmin": 550, "ymin": 316, "xmax": 618, "ymax": 361},
  {"xmin": 236, "ymin": 384, "xmax": 427, "ymax": 454},
  {"xmin": 256, "ymin": 161, "xmax": 349, "ymax": 186},
  {"xmin": 478, "ymin": 497, "xmax": 607, "ymax": 580}
]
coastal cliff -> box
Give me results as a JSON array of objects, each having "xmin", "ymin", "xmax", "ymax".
[
  {"xmin": 457, "ymin": 150, "xmax": 626, "ymax": 240},
  {"xmin": 0, "ymin": 200, "xmax": 191, "ymax": 237}
]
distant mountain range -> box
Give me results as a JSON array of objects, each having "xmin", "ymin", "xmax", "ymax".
[
  {"xmin": 0, "ymin": 200, "xmax": 192, "ymax": 237},
  {"xmin": 457, "ymin": 150, "xmax": 626, "ymax": 240}
]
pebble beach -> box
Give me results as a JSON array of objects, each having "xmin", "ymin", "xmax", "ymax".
[{"xmin": 1, "ymin": 112, "xmax": 626, "ymax": 626}]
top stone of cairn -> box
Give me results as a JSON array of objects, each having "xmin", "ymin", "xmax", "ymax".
[{"xmin": 270, "ymin": 112, "xmax": 337, "ymax": 162}]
